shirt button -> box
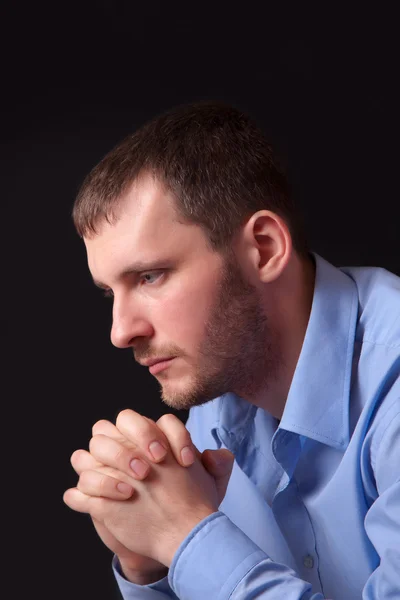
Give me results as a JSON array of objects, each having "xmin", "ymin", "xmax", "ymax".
[{"xmin": 303, "ymin": 555, "xmax": 314, "ymax": 569}]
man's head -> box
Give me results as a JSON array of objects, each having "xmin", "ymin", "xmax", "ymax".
[
  {"xmin": 73, "ymin": 102, "xmax": 313, "ymax": 411},
  {"xmin": 73, "ymin": 101, "xmax": 308, "ymax": 257}
]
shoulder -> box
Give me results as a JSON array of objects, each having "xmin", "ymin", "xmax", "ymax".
[
  {"xmin": 369, "ymin": 396, "xmax": 400, "ymax": 492},
  {"xmin": 338, "ymin": 264, "xmax": 400, "ymax": 489},
  {"xmin": 340, "ymin": 264, "xmax": 400, "ymax": 348}
]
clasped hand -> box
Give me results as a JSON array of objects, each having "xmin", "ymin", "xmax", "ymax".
[{"xmin": 63, "ymin": 409, "xmax": 234, "ymax": 570}]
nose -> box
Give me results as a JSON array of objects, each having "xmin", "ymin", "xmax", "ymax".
[{"xmin": 110, "ymin": 298, "xmax": 153, "ymax": 348}]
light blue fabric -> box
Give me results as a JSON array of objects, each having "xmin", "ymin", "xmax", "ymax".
[{"xmin": 113, "ymin": 253, "xmax": 400, "ymax": 599}]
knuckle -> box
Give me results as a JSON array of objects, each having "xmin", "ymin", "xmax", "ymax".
[
  {"xmin": 137, "ymin": 423, "xmax": 158, "ymax": 447},
  {"xmin": 71, "ymin": 449, "xmax": 88, "ymax": 473},
  {"xmin": 92, "ymin": 419, "xmax": 109, "ymax": 435},
  {"xmin": 70, "ymin": 449, "xmax": 81, "ymax": 466},
  {"xmin": 157, "ymin": 413, "xmax": 191, "ymax": 446},
  {"xmin": 156, "ymin": 413, "xmax": 177, "ymax": 427},
  {"xmin": 118, "ymin": 412, "xmax": 158, "ymax": 449},
  {"xmin": 98, "ymin": 473, "xmax": 110, "ymax": 495},
  {"xmin": 88, "ymin": 435, "xmax": 100, "ymax": 454},
  {"xmin": 115, "ymin": 408, "xmax": 135, "ymax": 428},
  {"xmin": 181, "ymin": 431, "xmax": 193, "ymax": 448},
  {"xmin": 114, "ymin": 444, "xmax": 130, "ymax": 467},
  {"xmin": 77, "ymin": 470, "xmax": 90, "ymax": 490}
]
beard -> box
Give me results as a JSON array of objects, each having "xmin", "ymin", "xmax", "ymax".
[{"xmin": 158, "ymin": 251, "xmax": 281, "ymax": 411}]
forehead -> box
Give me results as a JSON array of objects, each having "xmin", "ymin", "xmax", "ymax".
[
  {"xmin": 83, "ymin": 175, "xmax": 207, "ymax": 279},
  {"xmin": 97, "ymin": 176, "xmax": 180, "ymax": 244}
]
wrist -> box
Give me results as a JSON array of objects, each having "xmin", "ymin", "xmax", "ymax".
[{"xmin": 119, "ymin": 562, "xmax": 169, "ymax": 585}]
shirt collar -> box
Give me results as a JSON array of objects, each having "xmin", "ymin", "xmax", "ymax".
[
  {"xmin": 211, "ymin": 392, "xmax": 257, "ymax": 454},
  {"xmin": 279, "ymin": 252, "xmax": 359, "ymax": 450},
  {"xmin": 212, "ymin": 253, "xmax": 359, "ymax": 452}
]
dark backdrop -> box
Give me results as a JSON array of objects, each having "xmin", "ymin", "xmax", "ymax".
[{"xmin": 4, "ymin": 2, "xmax": 399, "ymax": 598}]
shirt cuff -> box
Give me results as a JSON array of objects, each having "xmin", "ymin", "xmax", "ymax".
[
  {"xmin": 112, "ymin": 555, "xmax": 178, "ymax": 599},
  {"xmin": 168, "ymin": 511, "xmax": 266, "ymax": 599},
  {"xmin": 168, "ymin": 511, "xmax": 318, "ymax": 600}
]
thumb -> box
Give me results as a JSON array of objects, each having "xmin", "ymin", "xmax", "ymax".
[
  {"xmin": 201, "ymin": 449, "xmax": 235, "ymax": 505},
  {"xmin": 202, "ymin": 448, "xmax": 235, "ymax": 475}
]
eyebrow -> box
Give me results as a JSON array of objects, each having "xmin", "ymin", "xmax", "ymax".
[{"xmin": 92, "ymin": 259, "xmax": 168, "ymax": 289}]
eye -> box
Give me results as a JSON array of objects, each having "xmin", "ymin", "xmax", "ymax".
[
  {"xmin": 140, "ymin": 272, "xmax": 163, "ymax": 285},
  {"xmin": 100, "ymin": 271, "xmax": 163, "ymax": 299}
]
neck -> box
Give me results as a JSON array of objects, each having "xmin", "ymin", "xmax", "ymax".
[{"xmin": 251, "ymin": 252, "xmax": 316, "ymax": 420}]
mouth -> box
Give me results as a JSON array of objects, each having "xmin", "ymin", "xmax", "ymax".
[{"xmin": 148, "ymin": 357, "xmax": 175, "ymax": 375}]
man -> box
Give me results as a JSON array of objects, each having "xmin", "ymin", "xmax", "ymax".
[{"xmin": 64, "ymin": 101, "xmax": 400, "ymax": 599}]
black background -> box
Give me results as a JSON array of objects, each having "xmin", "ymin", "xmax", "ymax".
[{"xmin": 4, "ymin": 2, "xmax": 399, "ymax": 598}]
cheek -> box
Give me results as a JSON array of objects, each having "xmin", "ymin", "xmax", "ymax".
[{"xmin": 155, "ymin": 278, "xmax": 216, "ymax": 345}]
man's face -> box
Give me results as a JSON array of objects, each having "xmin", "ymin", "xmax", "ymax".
[{"xmin": 84, "ymin": 175, "xmax": 279, "ymax": 410}]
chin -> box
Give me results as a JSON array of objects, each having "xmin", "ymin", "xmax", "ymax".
[{"xmin": 160, "ymin": 384, "xmax": 206, "ymax": 411}]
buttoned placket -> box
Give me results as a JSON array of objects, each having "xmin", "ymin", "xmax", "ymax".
[{"xmin": 271, "ymin": 428, "xmax": 323, "ymax": 593}]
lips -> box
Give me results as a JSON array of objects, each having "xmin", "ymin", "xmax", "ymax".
[
  {"xmin": 139, "ymin": 357, "xmax": 173, "ymax": 367},
  {"xmin": 148, "ymin": 358, "xmax": 175, "ymax": 375}
]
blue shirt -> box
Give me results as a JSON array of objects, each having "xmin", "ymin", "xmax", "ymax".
[{"xmin": 113, "ymin": 253, "xmax": 400, "ymax": 599}]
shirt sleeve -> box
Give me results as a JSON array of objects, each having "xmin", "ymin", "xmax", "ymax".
[
  {"xmin": 112, "ymin": 555, "xmax": 179, "ymax": 600},
  {"xmin": 168, "ymin": 511, "xmax": 326, "ymax": 599},
  {"xmin": 362, "ymin": 403, "xmax": 400, "ymax": 598}
]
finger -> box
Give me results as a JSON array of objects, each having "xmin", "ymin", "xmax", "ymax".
[
  {"xmin": 156, "ymin": 413, "xmax": 200, "ymax": 467},
  {"xmin": 90, "ymin": 433, "xmax": 151, "ymax": 480},
  {"xmin": 116, "ymin": 409, "xmax": 170, "ymax": 464},
  {"xmin": 73, "ymin": 447, "xmax": 139, "ymax": 490},
  {"xmin": 71, "ymin": 449, "xmax": 104, "ymax": 475},
  {"xmin": 71, "ymin": 446, "xmax": 138, "ymax": 487},
  {"xmin": 92, "ymin": 419, "xmax": 124, "ymax": 441},
  {"xmin": 77, "ymin": 469, "xmax": 134, "ymax": 499},
  {"xmin": 63, "ymin": 488, "xmax": 108, "ymax": 521},
  {"xmin": 93, "ymin": 419, "xmax": 148, "ymax": 454},
  {"xmin": 63, "ymin": 487, "xmax": 93, "ymax": 514}
]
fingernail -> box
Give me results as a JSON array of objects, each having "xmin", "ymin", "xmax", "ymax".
[
  {"xmin": 117, "ymin": 482, "xmax": 133, "ymax": 495},
  {"xmin": 130, "ymin": 458, "xmax": 149, "ymax": 477},
  {"xmin": 181, "ymin": 446, "xmax": 195, "ymax": 466},
  {"xmin": 149, "ymin": 441, "xmax": 167, "ymax": 461}
]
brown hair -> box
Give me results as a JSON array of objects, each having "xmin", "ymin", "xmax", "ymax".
[{"xmin": 72, "ymin": 101, "xmax": 309, "ymax": 257}]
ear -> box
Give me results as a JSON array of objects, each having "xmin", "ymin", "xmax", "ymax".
[{"xmin": 241, "ymin": 210, "xmax": 292, "ymax": 283}]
